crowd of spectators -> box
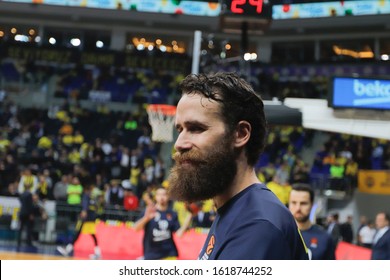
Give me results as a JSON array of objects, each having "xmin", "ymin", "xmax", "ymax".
[
  {"xmin": 1, "ymin": 48, "xmax": 390, "ymax": 238},
  {"xmin": 0, "ymin": 96, "xmax": 165, "ymax": 218}
]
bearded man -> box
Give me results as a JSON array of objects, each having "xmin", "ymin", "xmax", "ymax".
[{"xmin": 168, "ymin": 72, "xmax": 308, "ymax": 260}]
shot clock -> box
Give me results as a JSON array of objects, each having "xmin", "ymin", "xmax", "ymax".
[
  {"xmin": 223, "ymin": 0, "xmax": 272, "ymax": 18},
  {"xmin": 220, "ymin": 0, "xmax": 272, "ymax": 37}
]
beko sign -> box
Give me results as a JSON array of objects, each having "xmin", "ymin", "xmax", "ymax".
[{"xmin": 329, "ymin": 76, "xmax": 390, "ymax": 110}]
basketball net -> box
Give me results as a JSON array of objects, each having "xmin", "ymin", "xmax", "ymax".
[{"xmin": 146, "ymin": 104, "xmax": 176, "ymax": 143}]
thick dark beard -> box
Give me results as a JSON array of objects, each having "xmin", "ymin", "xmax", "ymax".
[{"xmin": 168, "ymin": 137, "xmax": 237, "ymax": 202}]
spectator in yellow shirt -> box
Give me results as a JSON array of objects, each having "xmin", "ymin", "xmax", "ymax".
[
  {"xmin": 73, "ymin": 130, "xmax": 84, "ymax": 146},
  {"xmin": 267, "ymin": 176, "xmax": 292, "ymax": 207},
  {"xmin": 37, "ymin": 135, "xmax": 52, "ymax": 149}
]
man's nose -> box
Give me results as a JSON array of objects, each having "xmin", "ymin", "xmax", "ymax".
[{"xmin": 174, "ymin": 131, "xmax": 192, "ymax": 153}]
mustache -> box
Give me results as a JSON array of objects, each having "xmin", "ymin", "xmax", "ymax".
[{"xmin": 172, "ymin": 151, "xmax": 206, "ymax": 164}]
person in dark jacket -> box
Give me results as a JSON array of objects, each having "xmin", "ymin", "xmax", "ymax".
[
  {"xmin": 371, "ymin": 211, "xmax": 390, "ymax": 260},
  {"xmin": 17, "ymin": 183, "xmax": 35, "ymax": 248}
]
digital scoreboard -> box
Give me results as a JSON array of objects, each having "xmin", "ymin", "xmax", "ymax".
[{"xmin": 223, "ymin": 0, "xmax": 272, "ymax": 19}]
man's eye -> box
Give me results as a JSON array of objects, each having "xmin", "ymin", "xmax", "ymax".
[{"xmin": 189, "ymin": 126, "xmax": 204, "ymax": 132}]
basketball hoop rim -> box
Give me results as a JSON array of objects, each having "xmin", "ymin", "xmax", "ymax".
[{"xmin": 147, "ymin": 104, "xmax": 176, "ymax": 116}]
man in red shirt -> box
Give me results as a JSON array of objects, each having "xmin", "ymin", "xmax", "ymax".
[{"xmin": 123, "ymin": 184, "xmax": 139, "ymax": 212}]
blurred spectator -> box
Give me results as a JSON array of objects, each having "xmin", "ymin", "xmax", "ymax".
[
  {"xmin": 0, "ymin": 133, "xmax": 11, "ymax": 153},
  {"xmin": 17, "ymin": 182, "xmax": 35, "ymax": 248},
  {"xmin": 130, "ymin": 162, "xmax": 141, "ymax": 187},
  {"xmin": 37, "ymin": 135, "xmax": 53, "ymax": 150},
  {"xmin": 137, "ymin": 126, "xmax": 151, "ymax": 149},
  {"xmin": 106, "ymin": 179, "xmax": 124, "ymax": 207},
  {"xmin": 340, "ymin": 215, "xmax": 354, "ymax": 243},
  {"xmin": 371, "ymin": 211, "xmax": 390, "ymax": 260},
  {"xmin": 135, "ymin": 172, "xmax": 149, "ymax": 201},
  {"xmin": 329, "ymin": 159, "xmax": 345, "ymax": 191},
  {"xmin": 68, "ymin": 147, "xmax": 81, "ymax": 165},
  {"xmin": 144, "ymin": 158, "xmax": 155, "ymax": 183},
  {"xmin": 67, "ymin": 176, "xmax": 83, "ymax": 205},
  {"xmin": 57, "ymin": 183, "xmax": 101, "ymax": 259},
  {"xmin": 260, "ymin": 162, "xmax": 276, "ymax": 183},
  {"xmin": 189, "ymin": 201, "xmax": 215, "ymax": 228},
  {"xmin": 154, "ymin": 157, "xmax": 165, "ymax": 184},
  {"xmin": 371, "ymin": 141, "xmax": 385, "ymax": 170},
  {"xmin": 326, "ymin": 213, "xmax": 341, "ymax": 249},
  {"xmin": 266, "ymin": 175, "xmax": 292, "ymax": 207},
  {"xmin": 123, "ymin": 182, "xmax": 139, "ymax": 212},
  {"xmin": 58, "ymin": 121, "xmax": 73, "ymax": 136},
  {"xmin": 123, "ymin": 115, "xmax": 138, "ymax": 131},
  {"xmin": 18, "ymin": 168, "xmax": 38, "ymax": 194},
  {"xmin": 2, "ymin": 181, "xmax": 19, "ymax": 197},
  {"xmin": 274, "ymin": 161, "xmax": 290, "ymax": 185},
  {"xmin": 36, "ymin": 174, "xmax": 49, "ymax": 201},
  {"xmin": 120, "ymin": 147, "xmax": 130, "ymax": 179},
  {"xmin": 101, "ymin": 139, "xmax": 112, "ymax": 156},
  {"xmin": 291, "ymin": 159, "xmax": 310, "ymax": 184},
  {"xmin": 73, "ymin": 130, "xmax": 84, "ymax": 147},
  {"xmin": 358, "ymin": 220, "xmax": 376, "ymax": 249},
  {"xmin": 344, "ymin": 157, "xmax": 358, "ymax": 191},
  {"xmin": 53, "ymin": 174, "xmax": 69, "ymax": 201},
  {"xmin": 0, "ymin": 154, "xmax": 19, "ymax": 190},
  {"xmin": 357, "ymin": 215, "xmax": 368, "ymax": 234}
]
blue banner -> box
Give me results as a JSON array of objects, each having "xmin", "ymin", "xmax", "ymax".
[{"xmin": 331, "ymin": 77, "xmax": 390, "ymax": 110}]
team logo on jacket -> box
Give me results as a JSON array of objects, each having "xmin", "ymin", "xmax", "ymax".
[
  {"xmin": 206, "ymin": 235, "xmax": 215, "ymax": 255},
  {"xmin": 199, "ymin": 234, "xmax": 215, "ymax": 260},
  {"xmin": 310, "ymin": 237, "xmax": 318, "ymax": 248}
]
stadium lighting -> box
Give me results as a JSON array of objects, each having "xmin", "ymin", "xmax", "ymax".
[
  {"xmin": 70, "ymin": 38, "xmax": 81, "ymax": 47},
  {"xmin": 159, "ymin": 45, "xmax": 167, "ymax": 52},
  {"xmin": 243, "ymin": 52, "xmax": 257, "ymax": 61},
  {"xmin": 15, "ymin": 34, "xmax": 29, "ymax": 42},
  {"xmin": 96, "ymin": 40, "xmax": 104, "ymax": 48},
  {"xmin": 49, "ymin": 37, "xmax": 56, "ymax": 45},
  {"xmin": 244, "ymin": 52, "xmax": 258, "ymax": 61}
]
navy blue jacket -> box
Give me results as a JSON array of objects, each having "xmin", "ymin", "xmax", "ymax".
[
  {"xmin": 302, "ymin": 225, "xmax": 335, "ymax": 260},
  {"xmin": 371, "ymin": 228, "xmax": 390, "ymax": 260},
  {"xmin": 198, "ymin": 184, "xmax": 308, "ymax": 260}
]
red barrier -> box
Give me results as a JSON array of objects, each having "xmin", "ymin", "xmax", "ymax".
[
  {"xmin": 75, "ymin": 223, "xmax": 372, "ymax": 260},
  {"xmin": 335, "ymin": 241, "xmax": 372, "ymax": 260},
  {"xmin": 74, "ymin": 221, "xmax": 207, "ymax": 260}
]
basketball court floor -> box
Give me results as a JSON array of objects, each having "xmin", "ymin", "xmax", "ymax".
[{"xmin": 0, "ymin": 239, "xmax": 77, "ymax": 260}]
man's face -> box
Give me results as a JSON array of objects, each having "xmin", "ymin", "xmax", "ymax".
[
  {"xmin": 168, "ymin": 93, "xmax": 237, "ymax": 202},
  {"xmin": 288, "ymin": 190, "xmax": 312, "ymax": 223},
  {"xmin": 155, "ymin": 188, "xmax": 169, "ymax": 206},
  {"xmin": 375, "ymin": 213, "xmax": 389, "ymax": 229}
]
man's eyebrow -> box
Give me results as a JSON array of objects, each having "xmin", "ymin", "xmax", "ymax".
[{"xmin": 176, "ymin": 120, "xmax": 208, "ymax": 129}]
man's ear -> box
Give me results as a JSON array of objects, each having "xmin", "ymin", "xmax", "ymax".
[{"xmin": 234, "ymin": 121, "xmax": 251, "ymax": 148}]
